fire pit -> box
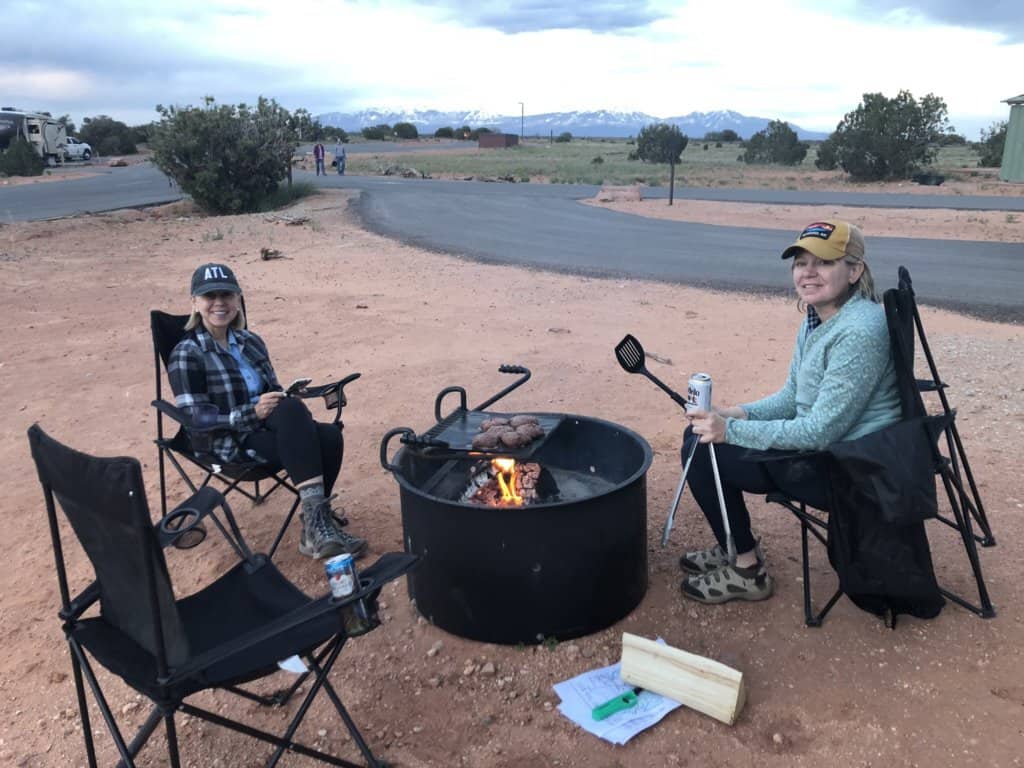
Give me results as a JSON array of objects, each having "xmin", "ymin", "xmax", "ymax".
[{"xmin": 380, "ymin": 367, "xmax": 652, "ymax": 644}]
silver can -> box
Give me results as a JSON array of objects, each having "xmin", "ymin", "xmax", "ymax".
[
  {"xmin": 686, "ymin": 373, "xmax": 713, "ymax": 412},
  {"xmin": 325, "ymin": 553, "xmax": 356, "ymax": 599}
]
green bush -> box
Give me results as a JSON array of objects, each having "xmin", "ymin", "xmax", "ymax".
[
  {"xmin": 467, "ymin": 127, "xmax": 494, "ymax": 141},
  {"xmin": 591, "ymin": 155, "xmax": 604, "ymax": 164},
  {"xmin": 977, "ymin": 121, "xmax": 1007, "ymax": 167},
  {"xmin": 742, "ymin": 120, "xmax": 807, "ymax": 165},
  {"xmin": 815, "ymin": 136, "xmax": 839, "ymax": 170},
  {"xmin": 0, "ymin": 137, "xmax": 45, "ymax": 176},
  {"xmin": 704, "ymin": 129, "xmax": 739, "ymax": 142},
  {"xmin": 393, "ymin": 122, "xmax": 419, "ymax": 139},
  {"xmin": 149, "ymin": 96, "xmax": 298, "ymax": 215},
  {"xmin": 324, "ymin": 127, "xmax": 349, "ymax": 143},
  {"xmin": 554, "ymin": 131, "xmax": 573, "ymax": 143},
  {"xmin": 434, "ymin": 126, "xmax": 455, "ymax": 138},
  {"xmin": 80, "ymin": 115, "xmax": 138, "ymax": 155},
  {"xmin": 829, "ymin": 90, "xmax": 952, "ymax": 180},
  {"xmin": 361, "ymin": 124, "xmax": 391, "ymax": 140}
]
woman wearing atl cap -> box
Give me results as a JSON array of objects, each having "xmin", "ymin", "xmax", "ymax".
[
  {"xmin": 168, "ymin": 262, "xmax": 368, "ymax": 561},
  {"xmin": 679, "ymin": 221, "xmax": 901, "ymax": 604}
]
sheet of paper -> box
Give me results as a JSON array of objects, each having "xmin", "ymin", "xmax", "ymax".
[
  {"xmin": 552, "ymin": 639, "xmax": 682, "ymax": 745},
  {"xmin": 277, "ymin": 655, "xmax": 308, "ymax": 674}
]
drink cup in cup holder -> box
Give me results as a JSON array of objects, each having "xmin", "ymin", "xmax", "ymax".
[{"xmin": 187, "ymin": 403, "xmax": 220, "ymax": 455}]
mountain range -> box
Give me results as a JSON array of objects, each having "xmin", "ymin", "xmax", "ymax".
[{"xmin": 315, "ymin": 108, "xmax": 831, "ymax": 141}]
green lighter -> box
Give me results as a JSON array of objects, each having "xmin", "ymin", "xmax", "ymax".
[{"xmin": 591, "ymin": 687, "xmax": 644, "ymax": 720}]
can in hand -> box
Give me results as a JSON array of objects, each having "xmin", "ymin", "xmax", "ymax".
[{"xmin": 686, "ymin": 373, "xmax": 713, "ymax": 412}]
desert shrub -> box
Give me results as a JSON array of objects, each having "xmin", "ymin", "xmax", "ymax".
[
  {"xmin": 938, "ymin": 133, "xmax": 967, "ymax": 146},
  {"xmin": 704, "ymin": 129, "xmax": 740, "ymax": 142},
  {"xmin": 829, "ymin": 90, "xmax": 952, "ymax": 180},
  {"xmin": 149, "ymin": 95, "xmax": 298, "ymax": 215},
  {"xmin": 815, "ymin": 136, "xmax": 839, "ymax": 170},
  {"xmin": 977, "ymin": 121, "xmax": 1007, "ymax": 167},
  {"xmin": 457, "ymin": 125, "xmax": 472, "ymax": 139},
  {"xmin": 742, "ymin": 120, "xmax": 807, "ymax": 165},
  {"xmin": 393, "ymin": 121, "xmax": 419, "ymax": 139},
  {"xmin": 715, "ymin": 141, "xmax": 722, "ymax": 148},
  {"xmin": 324, "ymin": 127, "xmax": 349, "ymax": 143},
  {"xmin": 434, "ymin": 126, "xmax": 455, "ymax": 138},
  {"xmin": 468, "ymin": 127, "xmax": 494, "ymax": 140},
  {"xmin": 361, "ymin": 124, "xmax": 391, "ymax": 140},
  {"xmin": 0, "ymin": 137, "xmax": 45, "ymax": 176},
  {"xmin": 80, "ymin": 115, "xmax": 138, "ymax": 155},
  {"xmin": 554, "ymin": 131, "xmax": 573, "ymax": 143},
  {"xmin": 591, "ymin": 155, "xmax": 604, "ymax": 164}
]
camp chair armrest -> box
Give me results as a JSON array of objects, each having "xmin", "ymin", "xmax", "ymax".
[
  {"xmin": 152, "ymin": 398, "xmax": 191, "ymax": 427},
  {"xmin": 295, "ymin": 372, "xmax": 361, "ymax": 424},
  {"xmin": 159, "ymin": 553, "xmax": 417, "ymax": 686},
  {"xmin": 59, "ymin": 581, "xmax": 102, "ymax": 621},
  {"xmin": 156, "ymin": 487, "xmax": 226, "ymax": 548}
]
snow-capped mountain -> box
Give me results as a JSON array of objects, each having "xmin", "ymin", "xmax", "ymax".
[{"xmin": 316, "ymin": 108, "xmax": 830, "ymax": 140}]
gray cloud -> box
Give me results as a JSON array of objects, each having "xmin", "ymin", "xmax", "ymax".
[
  {"xmin": 417, "ymin": 0, "xmax": 671, "ymax": 33},
  {"xmin": 856, "ymin": 0, "xmax": 1023, "ymax": 42},
  {"xmin": 1, "ymin": 1, "xmax": 358, "ymax": 124}
]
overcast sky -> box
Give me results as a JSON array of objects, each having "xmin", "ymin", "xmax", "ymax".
[{"xmin": 3, "ymin": 0, "xmax": 1020, "ymax": 139}]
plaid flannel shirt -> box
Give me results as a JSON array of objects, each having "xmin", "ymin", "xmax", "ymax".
[{"xmin": 168, "ymin": 325, "xmax": 281, "ymax": 463}]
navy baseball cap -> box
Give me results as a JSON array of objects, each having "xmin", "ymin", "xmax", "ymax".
[{"xmin": 190, "ymin": 263, "xmax": 241, "ymax": 295}]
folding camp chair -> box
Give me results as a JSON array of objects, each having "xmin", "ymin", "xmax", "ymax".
[
  {"xmin": 28, "ymin": 423, "xmax": 417, "ymax": 768},
  {"xmin": 150, "ymin": 310, "xmax": 360, "ymax": 558},
  {"xmin": 765, "ymin": 267, "xmax": 995, "ymax": 627}
]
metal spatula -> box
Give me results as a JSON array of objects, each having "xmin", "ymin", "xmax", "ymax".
[{"xmin": 614, "ymin": 334, "xmax": 689, "ymax": 410}]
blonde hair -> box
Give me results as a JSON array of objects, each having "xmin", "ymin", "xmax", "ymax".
[{"xmin": 184, "ymin": 307, "xmax": 246, "ymax": 332}]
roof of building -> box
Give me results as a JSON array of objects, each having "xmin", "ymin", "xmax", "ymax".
[{"xmin": 1004, "ymin": 93, "xmax": 1024, "ymax": 104}]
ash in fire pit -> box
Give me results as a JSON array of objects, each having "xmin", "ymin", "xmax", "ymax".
[{"xmin": 459, "ymin": 459, "xmax": 560, "ymax": 506}]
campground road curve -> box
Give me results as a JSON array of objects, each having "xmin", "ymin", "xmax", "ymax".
[{"xmin": 1, "ymin": 164, "xmax": 1021, "ymax": 321}]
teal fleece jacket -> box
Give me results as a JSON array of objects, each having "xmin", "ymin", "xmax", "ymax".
[{"xmin": 725, "ymin": 294, "xmax": 901, "ymax": 452}]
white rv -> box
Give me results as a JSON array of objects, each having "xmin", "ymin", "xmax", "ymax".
[{"xmin": 0, "ymin": 108, "xmax": 67, "ymax": 165}]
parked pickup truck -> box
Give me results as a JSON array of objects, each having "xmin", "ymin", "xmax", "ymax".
[{"xmin": 63, "ymin": 137, "xmax": 92, "ymax": 161}]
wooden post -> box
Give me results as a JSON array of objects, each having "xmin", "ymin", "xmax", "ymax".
[{"xmin": 620, "ymin": 632, "xmax": 746, "ymax": 725}]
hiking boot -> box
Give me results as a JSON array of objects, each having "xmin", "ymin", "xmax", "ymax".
[
  {"xmin": 681, "ymin": 563, "xmax": 774, "ymax": 605},
  {"xmin": 679, "ymin": 538, "xmax": 764, "ymax": 575},
  {"xmin": 299, "ymin": 497, "xmax": 368, "ymax": 560}
]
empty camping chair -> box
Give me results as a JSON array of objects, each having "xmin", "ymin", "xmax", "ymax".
[
  {"xmin": 29, "ymin": 423, "xmax": 416, "ymax": 768},
  {"xmin": 763, "ymin": 267, "xmax": 994, "ymax": 627},
  {"xmin": 150, "ymin": 309, "xmax": 360, "ymax": 557}
]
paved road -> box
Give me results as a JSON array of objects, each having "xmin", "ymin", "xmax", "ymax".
[{"xmin": 2, "ymin": 164, "xmax": 1021, "ymax": 320}]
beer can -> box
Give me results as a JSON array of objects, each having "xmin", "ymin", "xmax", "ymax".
[
  {"xmin": 325, "ymin": 553, "xmax": 356, "ymax": 599},
  {"xmin": 686, "ymin": 373, "xmax": 713, "ymax": 412}
]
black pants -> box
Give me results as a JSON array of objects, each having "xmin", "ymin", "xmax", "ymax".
[
  {"xmin": 682, "ymin": 427, "xmax": 829, "ymax": 554},
  {"xmin": 242, "ymin": 397, "xmax": 343, "ymax": 492}
]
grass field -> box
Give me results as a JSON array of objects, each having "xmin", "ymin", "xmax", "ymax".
[{"xmin": 345, "ymin": 138, "xmax": 989, "ymax": 187}]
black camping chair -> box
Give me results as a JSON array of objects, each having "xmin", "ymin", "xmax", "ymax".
[
  {"xmin": 29, "ymin": 423, "xmax": 417, "ymax": 768},
  {"xmin": 150, "ymin": 310, "xmax": 360, "ymax": 558},
  {"xmin": 763, "ymin": 267, "xmax": 995, "ymax": 627}
]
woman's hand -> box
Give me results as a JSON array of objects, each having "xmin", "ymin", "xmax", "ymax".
[
  {"xmin": 687, "ymin": 408, "xmax": 728, "ymax": 444},
  {"xmin": 254, "ymin": 391, "xmax": 285, "ymax": 421}
]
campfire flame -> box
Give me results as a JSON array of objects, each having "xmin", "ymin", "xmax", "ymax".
[{"xmin": 491, "ymin": 458, "xmax": 523, "ymax": 506}]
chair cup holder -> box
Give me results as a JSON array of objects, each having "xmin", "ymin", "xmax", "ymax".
[
  {"xmin": 330, "ymin": 577, "xmax": 380, "ymax": 637},
  {"xmin": 160, "ymin": 507, "xmax": 208, "ymax": 550}
]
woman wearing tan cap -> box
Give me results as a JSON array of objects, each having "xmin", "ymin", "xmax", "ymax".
[{"xmin": 679, "ymin": 221, "xmax": 901, "ymax": 604}]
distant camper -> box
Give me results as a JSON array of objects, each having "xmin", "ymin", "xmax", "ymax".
[{"xmin": 0, "ymin": 108, "xmax": 67, "ymax": 166}]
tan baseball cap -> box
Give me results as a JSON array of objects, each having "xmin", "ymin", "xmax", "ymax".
[{"xmin": 781, "ymin": 221, "xmax": 865, "ymax": 262}]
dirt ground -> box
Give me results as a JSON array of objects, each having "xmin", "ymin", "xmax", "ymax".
[{"xmin": 1, "ymin": 178, "xmax": 1022, "ymax": 768}]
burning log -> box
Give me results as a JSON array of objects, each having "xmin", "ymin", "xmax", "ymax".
[{"xmin": 461, "ymin": 460, "xmax": 545, "ymax": 506}]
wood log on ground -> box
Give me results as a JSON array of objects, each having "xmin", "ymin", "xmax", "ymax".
[{"xmin": 620, "ymin": 632, "xmax": 746, "ymax": 726}]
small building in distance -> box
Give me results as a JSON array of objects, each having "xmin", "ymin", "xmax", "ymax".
[
  {"xmin": 478, "ymin": 133, "xmax": 519, "ymax": 149},
  {"xmin": 1000, "ymin": 93, "xmax": 1024, "ymax": 183}
]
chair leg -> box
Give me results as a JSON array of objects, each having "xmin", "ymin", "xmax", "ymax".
[
  {"xmin": 70, "ymin": 651, "xmax": 99, "ymax": 768},
  {"xmin": 165, "ymin": 710, "xmax": 182, "ymax": 768},
  {"xmin": 268, "ymin": 495, "xmax": 302, "ymax": 560},
  {"xmin": 73, "ymin": 643, "xmax": 137, "ymax": 766},
  {"xmin": 937, "ymin": 468, "xmax": 996, "ymax": 619}
]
